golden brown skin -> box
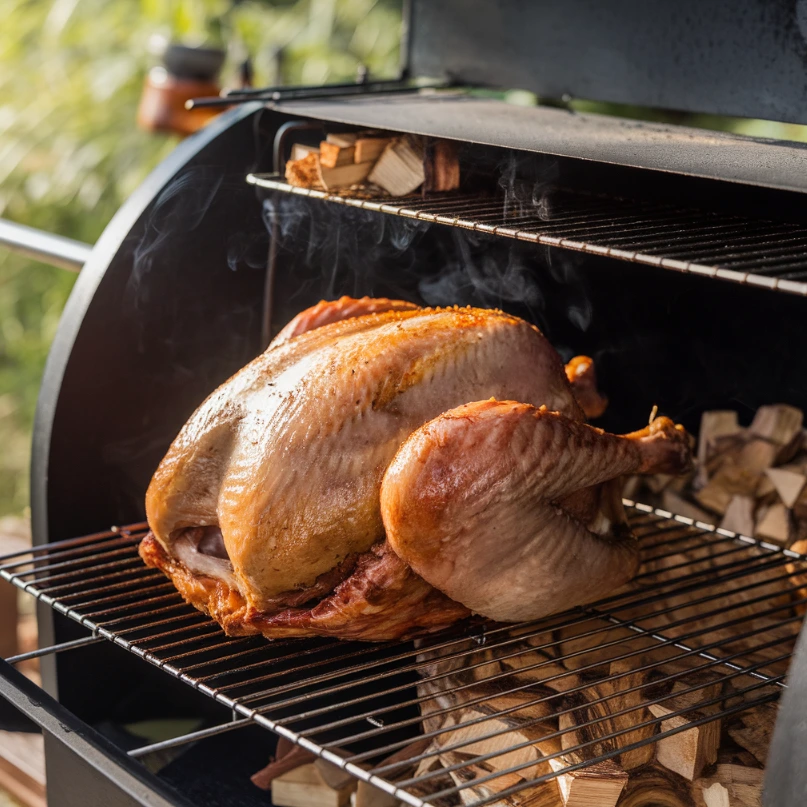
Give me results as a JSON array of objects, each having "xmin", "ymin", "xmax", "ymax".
[
  {"xmin": 144, "ymin": 300, "xmax": 585, "ymax": 638},
  {"xmin": 381, "ymin": 403, "xmax": 692, "ymax": 622},
  {"xmin": 142, "ymin": 296, "xmax": 691, "ymax": 640}
]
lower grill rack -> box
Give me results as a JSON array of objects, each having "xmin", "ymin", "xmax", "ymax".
[{"xmin": 1, "ymin": 501, "xmax": 801, "ymax": 806}]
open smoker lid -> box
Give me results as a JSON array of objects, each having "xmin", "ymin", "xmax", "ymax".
[{"xmin": 404, "ymin": 0, "xmax": 807, "ymax": 126}]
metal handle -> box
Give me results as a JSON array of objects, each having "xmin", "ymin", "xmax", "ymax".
[{"xmin": 0, "ymin": 218, "xmax": 92, "ymax": 272}]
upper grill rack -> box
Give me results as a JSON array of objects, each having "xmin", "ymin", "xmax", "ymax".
[
  {"xmin": 248, "ymin": 174, "xmax": 807, "ymax": 297},
  {"xmin": 2, "ymin": 502, "xmax": 802, "ymax": 806}
]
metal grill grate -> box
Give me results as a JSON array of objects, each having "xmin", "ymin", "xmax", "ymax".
[
  {"xmin": 2, "ymin": 502, "xmax": 802, "ymax": 806},
  {"xmin": 247, "ymin": 174, "xmax": 807, "ymax": 297}
]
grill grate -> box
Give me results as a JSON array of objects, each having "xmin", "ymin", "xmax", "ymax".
[
  {"xmin": 247, "ymin": 174, "xmax": 807, "ymax": 297},
  {"xmin": 2, "ymin": 502, "xmax": 802, "ymax": 806}
]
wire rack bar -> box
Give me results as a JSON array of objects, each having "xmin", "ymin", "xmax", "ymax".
[
  {"xmin": 247, "ymin": 175, "xmax": 807, "ymax": 296},
  {"xmin": 2, "ymin": 502, "xmax": 802, "ymax": 806}
]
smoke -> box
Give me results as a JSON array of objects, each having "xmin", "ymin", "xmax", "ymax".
[{"xmin": 127, "ymin": 166, "xmax": 224, "ymax": 306}]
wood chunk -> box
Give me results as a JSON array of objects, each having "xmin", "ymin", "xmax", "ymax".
[
  {"xmin": 319, "ymin": 141, "xmax": 356, "ymax": 168},
  {"xmin": 271, "ymin": 763, "xmax": 356, "ymax": 807},
  {"xmin": 750, "ymin": 404, "xmax": 803, "ymax": 445},
  {"xmin": 368, "ymin": 138, "xmax": 425, "ymax": 196},
  {"xmin": 755, "ymin": 502, "xmax": 791, "ymax": 545},
  {"xmin": 285, "ymin": 152, "xmax": 325, "ymax": 189},
  {"xmin": 550, "ymin": 759, "xmax": 627, "ymax": 807},
  {"xmin": 693, "ymin": 764, "xmax": 763, "ymax": 807},
  {"xmin": 285, "ymin": 152, "xmax": 374, "ymax": 190},
  {"xmin": 619, "ymin": 764, "xmax": 695, "ymax": 807},
  {"xmin": 647, "ymin": 680, "xmax": 722, "ymax": 782},
  {"xmin": 448, "ymin": 710, "xmax": 557, "ymax": 780},
  {"xmin": 765, "ymin": 467, "xmax": 807, "ymax": 508},
  {"xmin": 355, "ymin": 137, "xmax": 394, "ymax": 164},
  {"xmin": 425, "ymin": 140, "xmax": 460, "ymax": 192},
  {"xmin": 719, "ymin": 495, "xmax": 755, "ymax": 536},
  {"xmin": 697, "ymin": 411, "xmax": 740, "ymax": 486},
  {"xmin": 695, "ymin": 459, "xmax": 761, "ymax": 515},
  {"xmin": 737, "ymin": 439, "xmax": 779, "ymax": 474},
  {"xmin": 314, "ymin": 757, "xmax": 355, "ymax": 791},
  {"xmin": 354, "ymin": 781, "xmax": 398, "ymax": 807},
  {"xmin": 326, "ymin": 132, "xmax": 357, "ymax": 148},
  {"xmin": 291, "ymin": 143, "xmax": 319, "ymax": 161},
  {"xmin": 726, "ymin": 703, "xmax": 777, "ymax": 766},
  {"xmin": 662, "ymin": 490, "xmax": 715, "ymax": 525},
  {"xmin": 319, "ymin": 160, "xmax": 374, "ymax": 190}
]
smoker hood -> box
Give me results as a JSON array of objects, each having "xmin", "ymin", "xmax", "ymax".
[{"xmin": 274, "ymin": 93, "xmax": 807, "ymax": 195}]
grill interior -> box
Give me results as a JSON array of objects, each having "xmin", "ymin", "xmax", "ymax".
[
  {"xmin": 3, "ymin": 502, "xmax": 801, "ymax": 806},
  {"xmin": 248, "ymin": 175, "xmax": 807, "ymax": 296}
]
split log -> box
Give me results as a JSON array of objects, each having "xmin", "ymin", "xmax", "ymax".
[
  {"xmin": 765, "ymin": 467, "xmax": 807, "ymax": 508},
  {"xmin": 291, "ymin": 143, "xmax": 319, "ymax": 161},
  {"xmin": 285, "ymin": 152, "xmax": 374, "ymax": 190},
  {"xmin": 692, "ymin": 764, "xmax": 763, "ymax": 807},
  {"xmin": 750, "ymin": 404, "xmax": 803, "ymax": 446},
  {"xmin": 354, "ymin": 780, "xmax": 399, "ymax": 807},
  {"xmin": 754, "ymin": 502, "xmax": 791, "ymax": 545},
  {"xmin": 271, "ymin": 763, "xmax": 356, "ymax": 807},
  {"xmin": 319, "ymin": 141, "xmax": 355, "ymax": 168},
  {"xmin": 617, "ymin": 764, "xmax": 695, "ymax": 806},
  {"xmin": 647, "ymin": 678, "xmax": 722, "ymax": 782},
  {"xmin": 355, "ymin": 137, "xmax": 394, "ymax": 164},
  {"xmin": 251, "ymin": 737, "xmax": 316, "ymax": 790},
  {"xmin": 719, "ymin": 495, "xmax": 755, "ymax": 536},
  {"xmin": 725, "ymin": 702, "xmax": 778, "ymax": 766},
  {"xmin": 325, "ymin": 132, "xmax": 358, "ymax": 148},
  {"xmin": 368, "ymin": 138, "xmax": 425, "ymax": 196},
  {"xmin": 425, "ymin": 140, "xmax": 460, "ymax": 192},
  {"xmin": 696, "ymin": 412, "xmax": 740, "ymax": 487},
  {"xmin": 549, "ymin": 759, "xmax": 627, "ymax": 807}
]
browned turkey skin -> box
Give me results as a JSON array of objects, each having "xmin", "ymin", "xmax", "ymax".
[{"xmin": 140, "ymin": 296, "xmax": 692, "ymax": 641}]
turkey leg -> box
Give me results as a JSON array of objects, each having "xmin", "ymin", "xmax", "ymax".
[{"xmin": 381, "ymin": 401, "xmax": 692, "ymax": 623}]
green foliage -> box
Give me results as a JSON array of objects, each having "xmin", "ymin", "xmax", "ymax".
[{"xmin": 0, "ymin": 0, "xmax": 402, "ymax": 516}]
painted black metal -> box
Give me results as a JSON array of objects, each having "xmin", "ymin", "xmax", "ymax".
[
  {"xmin": 30, "ymin": 101, "xmax": 272, "ymax": 721},
  {"xmin": 406, "ymin": 0, "xmax": 807, "ymax": 125},
  {"xmin": 0, "ymin": 660, "xmax": 191, "ymax": 807},
  {"xmin": 274, "ymin": 93, "xmax": 807, "ymax": 195}
]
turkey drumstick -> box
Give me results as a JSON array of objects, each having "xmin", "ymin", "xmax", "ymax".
[{"xmin": 381, "ymin": 402, "xmax": 692, "ymax": 622}]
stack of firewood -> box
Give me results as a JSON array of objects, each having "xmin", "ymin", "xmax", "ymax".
[
  {"xmin": 284, "ymin": 132, "xmax": 460, "ymax": 196},
  {"xmin": 409, "ymin": 622, "xmax": 777, "ymax": 807},
  {"xmin": 625, "ymin": 404, "xmax": 807, "ymax": 550}
]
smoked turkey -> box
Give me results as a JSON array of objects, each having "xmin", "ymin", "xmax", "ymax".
[{"xmin": 140, "ymin": 297, "xmax": 691, "ymax": 640}]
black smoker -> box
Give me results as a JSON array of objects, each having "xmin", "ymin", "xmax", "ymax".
[{"xmin": 3, "ymin": 1, "xmax": 807, "ymax": 805}]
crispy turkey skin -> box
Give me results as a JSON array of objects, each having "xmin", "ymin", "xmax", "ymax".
[{"xmin": 141, "ymin": 297, "xmax": 691, "ymax": 640}]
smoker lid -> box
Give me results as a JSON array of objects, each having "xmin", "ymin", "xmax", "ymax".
[
  {"xmin": 404, "ymin": 0, "xmax": 807, "ymax": 126},
  {"xmin": 275, "ymin": 93, "xmax": 807, "ymax": 194}
]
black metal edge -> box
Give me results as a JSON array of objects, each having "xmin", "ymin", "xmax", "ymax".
[
  {"xmin": 0, "ymin": 660, "xmax": 191, "ymax": 807},
  {"xmin": 29, "ymin": 102, "xmax": 263, "ymax": 702},
  {"xmin": 270, "ymin": 94, "xmax": 807, "ymax": 196}
]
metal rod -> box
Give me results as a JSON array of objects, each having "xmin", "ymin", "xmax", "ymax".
[
  {"xmin": 128, "ymin": 718, "xmax": 254, "ymax": 758},
  {"xmin": 0, "ymin": 218, "xmax": 91, "ymax": 272},
  {"xmin": 6, "ymin": 635, "xmax": 102, "ymax": 663}
]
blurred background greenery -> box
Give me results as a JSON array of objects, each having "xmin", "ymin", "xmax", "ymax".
[
  {"xmin": 3, "ymin": 0, "xmax": 807, "ymax": 520},
  {"xmin": 0, "ymin": 0, "xmax": 402, "ymax": 517}
]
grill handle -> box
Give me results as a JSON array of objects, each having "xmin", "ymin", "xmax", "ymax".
[{"xmin": 0, "ymin": 218, "xmax": 92, "ymax": 272}]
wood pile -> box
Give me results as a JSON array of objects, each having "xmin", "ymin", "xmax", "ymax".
[
  {"xmin": 625, "ymin": 403, "xmax": 807, "ymax": 550},
  {"xmin": 284, "ymin": 131, "xmax": 460, "ymax": 196},
  {"xmin": 407, "ymin": 625, "xmax": 778, "ymax": 807}
]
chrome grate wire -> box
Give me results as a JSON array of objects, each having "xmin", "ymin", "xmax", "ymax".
[
  {"xmin": 1, "ymin": 502, "xmax": 802, "ymax": 806},
  {"xmin": 247, "ymin": 174, "xmax": 807, "ymax": 297}
]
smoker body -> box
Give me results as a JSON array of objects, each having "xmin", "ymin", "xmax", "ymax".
[{"xmin": 5, "ymin": 2, "xmax": 807, "ymax": 805}]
